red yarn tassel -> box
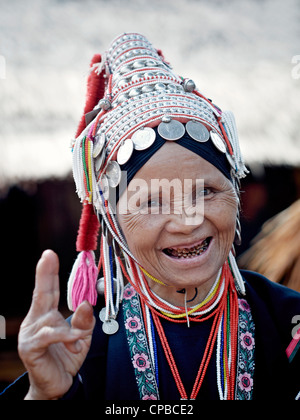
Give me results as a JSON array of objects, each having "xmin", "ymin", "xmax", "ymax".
[
  {"xmin": 76, "ymin": 203, "xmax": 100, "ymax": 252},
  {"xmin": 75, "ymin": 53, "xmax": 105, "ymax": 138}
]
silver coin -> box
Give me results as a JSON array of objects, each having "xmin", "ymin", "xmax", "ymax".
[
  {"xmin": 158, "ymin": 119, "xmax": 185, "ymax": 141},
  {"xmin": 99, "ymin": 307, "xmax": 106, "ymax": 322},
  {"xmin": 98, "ymin": 174, "xmax": 109, "ymax": 201},
  {"xmin": 117, "ymin": 138, "xmax": 134, "ymax": 165},
  {"xmin": 93, "ymin": 134, "xmax": 106, "ymax": 158},
  {"xmin": 210, "ymin": 131, "xmax": 226, "ymax": 153},
  {"xmin": 132, "ymin": 127, "xmax": 156, "ymax": 150},
  {"xmin": 226, "ymin": 152, "xmax": 236, "ymax": 170},
  {"xmin": 102, "ymin": 319, "xmax": 119, "ymax": 335},
  {"xmin": 186, "ymin": 121, "xmax": 209, "ymax": 142},
  {"xmin": 95, "ymin": 150, "xmax": 105, "ymax": 173},
  {"xmin": 106, "ymin": 160, "xmax": 122, "ymax": 188}
]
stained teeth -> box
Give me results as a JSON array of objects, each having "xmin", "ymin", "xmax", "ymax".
[{"xmin": 165, "ymin": 238, "xmax": 210, "ymax": 258}]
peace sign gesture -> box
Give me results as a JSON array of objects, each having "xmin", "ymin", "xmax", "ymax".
[{"xmin": 18, "ymin": 250, "xmax": 95, "ymax": 400}]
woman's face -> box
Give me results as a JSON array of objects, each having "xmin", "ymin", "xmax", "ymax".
[{"xmin": 117, "ymin": 141, "xmax": 238, "ymax": 292}]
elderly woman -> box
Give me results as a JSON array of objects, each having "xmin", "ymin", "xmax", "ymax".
[{"xmin": 1, "ymin": 33, "xmax": 300, "ymax": 401}]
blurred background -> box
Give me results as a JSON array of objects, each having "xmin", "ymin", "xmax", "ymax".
[{"xmin": 0, "ymin": 0, "xmax": 299, "ymax": 390}]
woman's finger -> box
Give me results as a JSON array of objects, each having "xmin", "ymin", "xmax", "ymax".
[
  {"xmin": 21, "ymin": 325, "xmax": 88, "ymax": 355},
  {"xmin": 27, "ymin": 250, "xmax": 60, "ymax": 320}
]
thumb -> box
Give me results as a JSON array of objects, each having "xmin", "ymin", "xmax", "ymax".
[{"xmin": 71, "ymin": 300, "xmax": 95, "ymax": 332}]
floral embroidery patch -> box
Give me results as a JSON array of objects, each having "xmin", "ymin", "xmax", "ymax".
[
  {"xmin": 123, "ymin": 285, "xmax": 159, "ymax": 400},
  {"xmin": 235, "ymin": 299, "xmax": 255, "ymax": 400}
]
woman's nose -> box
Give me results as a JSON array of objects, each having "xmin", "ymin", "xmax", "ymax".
[{"xmin": 164, "ymin": 208, "xmax": 205, "ymax": 234}]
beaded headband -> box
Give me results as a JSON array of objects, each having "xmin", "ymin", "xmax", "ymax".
[{"xmin": 67, "ymin": 33, "xmax": 247, "ymax": 324}]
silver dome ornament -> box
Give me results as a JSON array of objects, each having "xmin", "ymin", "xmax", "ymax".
[
  {"xmin": 141, "ymin": 84, "xmax": 154, "ymax": 93},
  {"xmin": 99, "ymin": 98, "xmax": 112, "ymax": 111},
  {"xmin": 155, "ymin": 83, "xmax": 166, "ymax": 91},
  {"xmin": 97, "ymin": 277, "xmax": 119, "ymax": 296},
  {"xmin": 182, "ymin": 78, "xmax": 196, "ymax": 92},
  {"xmin": 128, "ymin": 88, "xmax": 141, "ymax": 97},
  {"xmin": 186, "ymin": 120, "xmax": 210, "ymax": 142},
  {"xmin": 119, "ymin": 65, "xmax": 133, "ymax": 75},
  {"xmin": 117, "ymin": 93, "xmax": 129, "ymax": 104},
  {"xmin": 96, "ymin": 278, "xmax": 105, "ymax": 295},
  {"xmin": 158, "ymin": 119, "xmax": 185, "ymax": 141},
  {"xmin": 161, "ymin": 114, "xmax": 172, "ymax": 123},
  {"xmin": 133, "ymin": 60, "xmax": 145, "ymax": 69}
]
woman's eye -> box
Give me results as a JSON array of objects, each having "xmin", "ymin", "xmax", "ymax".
[
  {"xmin": 148, "ymin": 199, "xmax": 160, "ymax": 208},
  {"xmin": 196, "ymin": 188, "xmax": 213, "ymax": 198},
  {"xmin": 138, "ymin": 198, "xmax": 160, "ymax": 210}
]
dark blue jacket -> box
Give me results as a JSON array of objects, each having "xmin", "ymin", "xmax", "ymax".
[{"xmin": 1, "ymin": 271, "xmax": 300, "ymax": 400}]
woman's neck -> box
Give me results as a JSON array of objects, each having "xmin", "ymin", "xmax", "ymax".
[{"xmin": 147, "ymin": 275, "xmax": 219, "ymax": 308}]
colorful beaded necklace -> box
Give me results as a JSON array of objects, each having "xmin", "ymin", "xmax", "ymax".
[
  {"xmin": 118, "ymin": 251, "xmax": 239, "ymax": 400},
  {"xmin": 145, "ymin": 262, "xmax": 238, "ymax": 400}
]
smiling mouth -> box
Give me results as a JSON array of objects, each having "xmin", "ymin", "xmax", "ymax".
[{"xmin": 163, "ymin": 237, "xmax": 212, "ymax": 259}]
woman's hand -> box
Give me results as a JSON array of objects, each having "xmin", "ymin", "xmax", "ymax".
[{"xmin": 18, "ymin": 250, "xmax": 95, "ymax": 400}]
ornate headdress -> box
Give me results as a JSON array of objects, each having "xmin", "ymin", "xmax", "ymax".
[{"xmin": 67, "ymin": 33, "xmax": 248, "ymax": 333}]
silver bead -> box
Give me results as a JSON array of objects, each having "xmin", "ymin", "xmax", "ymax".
[
  {"xmin": 117, "ymin": 93, "xmax": 129, "ymax": 103},
  {"xmin": 144, "ymin": 71, "xmax": 155, "ymax": 78},
  {"xmin": 96, "ymin": 278, "xmax": 105, "ymax": 295},
  {"xmin": 162, "ymin": 114, "xmax": 172, "ymax": 123},
  {"xmin": 99, "ymin": 98, "xmax": 111, "ymax": 111},
  {"xmin": 141, "ymin": 84, "xmax": 154, "ymax": 93},
  {"xmin": 155, "ymin": 83, "xmax": 166, "ymax": 91},
  {"xmin": 183, "ymin": 78, "xmax": 196, "ymax": 92},
  {"xmin": 128, "ymin": 88, "xmax": 141, "ymax": 97},
  {"xmin": 133, "ymin": 60, "xmax": 145, "ymax": 69}
]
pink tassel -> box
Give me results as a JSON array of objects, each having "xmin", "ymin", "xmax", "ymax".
[{"xmin": 71, "ymin": 251, "xmax": 98, "ymax": 311}]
